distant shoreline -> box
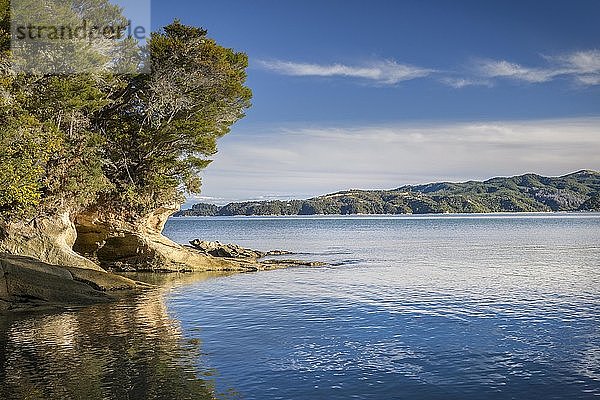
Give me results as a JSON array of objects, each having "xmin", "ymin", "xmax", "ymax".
[
  {"xmin": 176, "ymin": 171, "xmax": 600, "ymax": 217},
  {"xmin": 173, "ymin": 210, "xmax": 600, "ymax": 218}
]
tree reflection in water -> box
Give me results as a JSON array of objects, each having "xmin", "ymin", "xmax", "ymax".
[{"xmin": 0, "ymin": 273, "xmax": 237, "ymax": 400}]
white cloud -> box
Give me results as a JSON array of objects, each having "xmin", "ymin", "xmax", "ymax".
[
  {"xmin": 474, "ymin": 50, "xmax": 600, "ymax": 85},
  {"xmin": 199, "ymin": 118, "xmax": 600, "ymax": 202},
  {"xmin": 475, "ymin": 60, "xmax": 557, "ymax": 83},
  {"xmin": 257, "ymin": 59, "xmax": 433, "ymax": 85},
  {"xmin": 556, "ymin": 49, "xmax": 600, "ymax": 74},
  {"xmin": 553, "ymin": 50, "xmax": 600, "ymax": 85},
  {"xmin": 258, "ymin": 50, "xmax": 600, "ymax": 88},
  {"xmin": 440, "ymin": 77, "xmax": 493, "ymax": 88},
  {"xmin": 576, "ymin": 75, "xmax": 600, "ymax": 85}
]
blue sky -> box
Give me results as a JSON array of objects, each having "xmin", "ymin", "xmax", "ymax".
[{"xmin": 145, "ymin": 1, "xmax": 600, "ymax": 204}]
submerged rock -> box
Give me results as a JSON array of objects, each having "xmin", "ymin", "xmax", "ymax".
[{"xmin": 261, "ymin": 259, "xmax": 327, "ymax": 268}]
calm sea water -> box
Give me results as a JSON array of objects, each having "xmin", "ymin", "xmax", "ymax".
[{"xmin": 1, "ymin": 213, "xmax": 599, "ymax": 400}]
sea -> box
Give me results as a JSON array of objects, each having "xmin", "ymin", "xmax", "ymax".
[{"xmin": 1, "ymin": 213, "xmax": 599, "ymax": 400}]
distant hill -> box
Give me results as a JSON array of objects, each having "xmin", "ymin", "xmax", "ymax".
[{"xmin": 175, "ymin": 170, "xmax": 600, "ymax": 216}]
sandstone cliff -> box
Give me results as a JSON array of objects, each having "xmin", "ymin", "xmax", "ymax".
[{"xmin": 73, "ymin": 204, "xmax": 253, "ymax": 273}]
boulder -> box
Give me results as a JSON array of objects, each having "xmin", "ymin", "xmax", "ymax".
[
  {"xmin": 188, "ymin": 240, "xmax": 294, "ymax": 259},
  {"xmin": 187, "ymin": 240, "xmax": 325, "ymax": 270},
  {"xmin": 188, "ymin": 240, "xmax": 264, "ymax": 259}
]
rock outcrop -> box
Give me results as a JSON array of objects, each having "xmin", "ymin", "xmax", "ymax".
[
  {"xmin": 189, "ymin": 240, "xmax": 292, "ymax": 259},
  {"xmin": 0, "ymin": 204, "xmax": 326, "ymax": 311},
  {"xmin": 73, "ymin": 205, "xmax": 260, "ymax": 272},
  {"xmin": 188, "ymin": 240, "xmax": 326, "ymax": 270},
  {"xmin": 0, "ymin": 253, "xmax": 143, "ymax": 311},
  {"xmin": 0, "ymin": 213, "xmax": 102, "ymax": 271}
]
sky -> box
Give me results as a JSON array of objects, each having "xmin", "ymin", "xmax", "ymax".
[{"xmin": 143, "ymin": 0, "xmax": 600, "ymax": 205}]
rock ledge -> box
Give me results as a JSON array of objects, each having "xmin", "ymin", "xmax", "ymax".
[
  {"xmin": 188, "ymin": 240, "xmax": 326, "ymax": 271},
  {"xmin": 0, "ymin": 253, "xmax": 145, "ymax": 312}
]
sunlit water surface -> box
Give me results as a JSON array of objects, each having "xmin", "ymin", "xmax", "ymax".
[{"xmin": 1, "ymin": 213, "xmax": 599, "ymax": 399}]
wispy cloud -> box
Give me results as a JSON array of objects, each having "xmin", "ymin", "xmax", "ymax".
[
  {"xmin": 258, "ymin": 50, "xmax": 600, "ymax": 88},
  {"xmin": 474, "ymin": 60, "xmax": 557, "ymax": 83},
  {"xmin": 257, "ymin": 59, "xmax": 434, "ymax": 85},
  {"xmin": 474, "ymin": 50, "xmax": 600, "ymax": 85},
  {"xmin": 555, "ymin": 50, "xmax": 600, "ymax": 74},
  {"xmin": 576, "ymin": 74, "xmax": 600, "ymax": 86},
  {"xmin": 554, "ymin": 49, "xmax": 600, "ymax": 85},
  {"xmin": 440, "ymin": 77, "xmax": 493, "ymax": 88}
]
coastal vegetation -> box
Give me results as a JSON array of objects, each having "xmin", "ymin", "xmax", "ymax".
[
  {"xmin": 1, "ymin": 1, "xmax": 251, "ymax": 220},
  {"xmin": 177, "ymin": 171, "xmax": 600, "ymax": 216},
  {"xmin": 0, "ymin": 0, "xmax": 256, "ymax": 310},
  {"xmin": 0, "ymin": 0, "xmax": 252, "ymax": 276}
]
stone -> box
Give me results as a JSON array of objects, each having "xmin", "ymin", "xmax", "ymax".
[
  {"xmin": 0, "ymin": 213, "xmax": 103, "ymax": 271},
  {"xmin": 0, "ymin": 253, "xmax": 127, "ymax": 311},
  {"xmin": 73, "ymin": 205, "xmax": 258, "ymax": 272},
  {"xmin": 63, "ymin": 265, "xmax": 149, "ymax": 292},
  {"xmin": 0, "ymin": 253, "xmax": 150, "ymax": 311},
  {"xmin": 187, "ymin": 239, "xmax": 325, "ymax": 271},
  {"xmin": 264, "ymin": 250, "xmax": 294, "ymax": 256},
  {"xmin": 188, "ymin": 240, "xmax": 265, "ymax": 259},
  {"xmin": 261, "ymin": 259, "xmax": 327, "ymax": 268}
]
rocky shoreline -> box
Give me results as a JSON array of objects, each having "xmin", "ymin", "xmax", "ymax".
[
  {"xmin": 0, "ymin": 241, "xmax": 325, "ymax": 312},
  {"xmin": 187, "ymin": 240, "xmax": 326, "ymax": 271}
]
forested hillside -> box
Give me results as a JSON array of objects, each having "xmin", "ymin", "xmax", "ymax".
[{"xmin": 177, "ymin": 170, "xmax": 600, "ymax": 216}]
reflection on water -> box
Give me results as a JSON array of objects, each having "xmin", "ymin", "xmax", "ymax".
[{"xmin": 0, "ymin": 273, "xmax": 234, "ymax": 400}]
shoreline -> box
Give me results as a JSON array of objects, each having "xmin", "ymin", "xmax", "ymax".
[
  {"xmin": 172, "ymin": 210, "xmax": 600, "ymax": 218},
  {"xmin": 175, "ymin": 171, "xmax": 600, "ymax": 217},
  {"xmin": 0, "ymin": 241, "xmax": 325, "ymax": 313}
]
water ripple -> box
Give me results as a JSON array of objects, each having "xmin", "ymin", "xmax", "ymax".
[{"xmin": 164, "ymin": 214, "xmax": 600, "ymax": 400}]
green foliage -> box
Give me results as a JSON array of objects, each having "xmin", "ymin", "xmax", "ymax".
[
  {"xmin": 0, "ymin": 69, "xmax": 114, "ymax": 218},
  {"xmin": 0, "ymin": 0, "xmax": 9, "ymax": 51},
  {"xmin": 0, "ymin": 1, "xmax": 251, "ymax": 222},
  {"xmin": 579, "ymin": 192, "xmax": 600, "ymax": 211},
  {"xmin": 0, "ymin": 0, "xmax": 121, "ymax": 219},
  {"xmin": 0, "ymin": 116, "xmax": 61, "ymax": 217},
  {"xmin": 9, "ymin": 0, "xmax": 137, "ymax": 74},
  {"xmin": 97, "ymin": 20, "xmax": 252, "ymax": 217},
  {"xmin": 179, "ymin": 171, "xmax": 600, "ymax": 216}
]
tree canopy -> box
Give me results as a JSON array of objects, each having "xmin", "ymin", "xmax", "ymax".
[{"xmin": 0, "ymin": 0, "xmax": 251, "ymax": 222}]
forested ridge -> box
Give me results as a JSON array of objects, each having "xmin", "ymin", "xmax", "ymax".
[{"xmin": 178, "ymin": 170, "xmax": 600, "ymax": 216}]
